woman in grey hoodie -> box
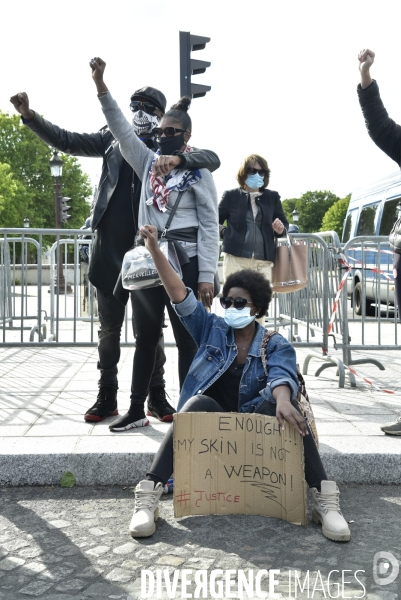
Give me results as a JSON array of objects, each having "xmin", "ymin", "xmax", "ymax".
[{"xmin": 90, "ymin": 57, "xmax": 220, "ymax": 432}]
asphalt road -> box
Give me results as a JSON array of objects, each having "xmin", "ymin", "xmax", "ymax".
[{"xmin": 0, "ymin": 484, "xmax": 400, "ymax": 599}]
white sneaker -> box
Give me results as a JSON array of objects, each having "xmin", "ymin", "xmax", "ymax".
[
  {"xmin": 380, "ymin": 416, "xmax": 401, "ymax": 435},
  {"xmin": 310, "ymin": 480, "xmax": 351, "ymax": 542},
  {"xmin": 129, "ymin": 480, "xmax": 164, "ymax": 538}
]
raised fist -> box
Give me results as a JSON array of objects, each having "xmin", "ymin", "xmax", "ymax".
[
  {"xmin": 89, "ymin": 57, "xmax": 106, "ymax": 83},
  {"xmin": 139, "ymin": 224, "xmax": 159, "ymax": 252},
  {"xmin": 9, "ymin": 92, "xmax": 34, "ymax": 120},
  {"xmin": 358, "ymin": 49, "xmax": 375, "ymax": 74}
]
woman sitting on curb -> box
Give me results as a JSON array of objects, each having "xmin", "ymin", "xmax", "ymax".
[{"xmin": 129, "ymin": 224, "xmax": 351, "ymax": 543}]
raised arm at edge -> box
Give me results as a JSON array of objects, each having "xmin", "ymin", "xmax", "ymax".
[{"xmin": 143, "ymin": 232, "xmax": 188, "ymax": 304}]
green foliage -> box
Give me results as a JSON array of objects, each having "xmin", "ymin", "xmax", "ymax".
[
  {"xmin": 281, "ymin": 198, "xmax": 298, "ymax": 225},
  {"xmin": 0, "ymin": 163, "xmax": 25, "ymax": 224},
  {"xmin": 60, "ymin": 471, "xmax": 76, "ymax": 488},
  {"xmin": 0, "ymin": 111, "xmax": 92, "ymax": 229},
  {"xmin": 282, "ymin": 190, "xmax": 340, "ymax": 233},
  {"xmin": 321, "ymin": 195, "xmax": 351, "ymax": 238}
]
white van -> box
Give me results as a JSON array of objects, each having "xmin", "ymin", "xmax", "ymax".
[{"xmin": 342, "ymin": 171, "xmax": 401, "ymax": 314}]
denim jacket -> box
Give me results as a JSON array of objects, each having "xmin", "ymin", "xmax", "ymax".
[{"xmin": 174, "ymin": 290, "xmax": 299, "ymax": 412}]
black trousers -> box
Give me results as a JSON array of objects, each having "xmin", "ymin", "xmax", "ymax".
[
  {"xmin": 97, "ymin": 289, "xmax": 165, "ymax": 391},
  {"xmin": 394, "ymin": 252, "xmax": 401, "ymax": 320},
  {"xmin": 148, "ymin": 395, "xmax": 327, "ymax": 489},
  {"xmin": 129, "ymin": 256, "xmax": 199, "ymax": 406}
]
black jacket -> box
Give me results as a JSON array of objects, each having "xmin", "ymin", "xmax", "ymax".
[
  {"xmin": 218, "ymin": 188, "xmax": 289, "ymax": 262},
  {"xmin": 357, "ymin": 79, "xmax": 401, "ymax": 167},
  {"xmin": 358, "ymin": 80, "xmax": 401, "ymax": 253},
  {"xmin": 24, "ymin": 113, "xmax": 220, "ymax": 299}
]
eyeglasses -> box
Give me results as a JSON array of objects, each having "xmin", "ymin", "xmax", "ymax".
[
  {"xmin": 153, "ymin": 127, "xmax": 187, "ymax": 138},
  {"xmin": 220, "ymin": 296, "xmax": 253, "ymax": 310},
  {"xmin": 130, "ymin": 101, "xmax": 158, "ymax": 114},
  {"xmin": 246, "ymin": 167, "xmax": 267, "ymax": 178}
]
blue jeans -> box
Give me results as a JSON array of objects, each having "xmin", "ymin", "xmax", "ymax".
[{"xmin": 97, "ymin": 289, "xmax": 165, "ymax": 391}]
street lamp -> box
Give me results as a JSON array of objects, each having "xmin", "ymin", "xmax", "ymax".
[
  {"xmin": 49, "ymin": 150, "xmax": 63, "ymax": 230},
  {"xmin": 49, "ymin": 150, "xmax": 63, "ymax": 179},
  {"xmin": 292, "ymin": 209, "xmax": 300, "ymax": 223},
  {"xmin": 23, "ymin": 217, "xmax": 30, "ymax": 228},
  {"xmin": 49, "ymin": 150, "xmax": 71, "ymax": 293}
]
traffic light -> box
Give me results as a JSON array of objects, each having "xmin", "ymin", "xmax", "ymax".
[
  {"xmin": 59, "ymin": 196, "xmax": 72, "ymax": 223},
  {"xmin": 179, "ymin": 31, "xmax": 211, "ymax": 99}
]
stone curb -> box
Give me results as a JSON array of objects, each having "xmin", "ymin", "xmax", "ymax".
[{"xmin": 2, "ymin": 444, "xmax": 401, "ymax": 485}]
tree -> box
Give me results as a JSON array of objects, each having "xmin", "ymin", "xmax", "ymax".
[
  {"xmin": 280, "ymin": 197, "xmax": 298, "ymax": 225},
  {"xmin": 282, "ymin": 190, "xmax": 340, "ymax": 233},
  {"xmin": 0, "ymin": 163, "xmax": 25, "ymax": 225},
  {"xmin": 321, "ymin": 195, "xmax": 351, "ymax": 238},
  {"xmin": 0, "ymin": 111, "xmax": 92, "ymax": 229}
]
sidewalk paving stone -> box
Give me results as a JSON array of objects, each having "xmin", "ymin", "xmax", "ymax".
[
  {"xmin": 25, "ymin": 416, "xmax": 94, "ymax": 437},
  {"xmin": 0, "ymin": 345, "xmax": 400, "ymax": 485},
  {"xmin": 0, "ymin": 410, "xmax": 43, "ymax": 437},
  {"xmin": 0, "ymin": 394, "xmax": 57, "ymax": 411}
]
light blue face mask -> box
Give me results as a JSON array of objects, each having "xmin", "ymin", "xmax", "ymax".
[
  {"xmin": 224, "ymin": 307, "xmax": 256, "ymax": 329},
  {"xmin": 245, "ymin": 173, "xmax": 264, "ymax": 189}
]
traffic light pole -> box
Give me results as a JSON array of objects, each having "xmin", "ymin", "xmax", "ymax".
[
  {"xmin": 179, "ymin": 32, "xmax": 191, "ymax": 97},
  {"xmin": 52, "ymin": 178, "xmax": 71, "ymax": 293},
  {"xmin": 53, "ymin": 178, "xmax": 62, "ymax": 230},
  {"xmin": 179, "ymin": 31, "xmax": 211, "ymax": 98}
]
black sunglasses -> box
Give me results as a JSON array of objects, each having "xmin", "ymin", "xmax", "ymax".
[
  {"xmin": 130, "ymin": 101, "xmax": 158, "ymax": 114},
  {"xmin": 220, "ymin": 296, "xmax": 253, "ymax": 310},
  {"xmin": 246, "ymin": 167, "xmax": 267, "ymax": 178},
  {"xmin": 153, "ymin": 127, "xmax": 187, "ymax": 138}
]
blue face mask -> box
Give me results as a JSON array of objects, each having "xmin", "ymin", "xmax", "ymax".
[
  {"xmin": 245, "ymin": 173, "xmax": 264, "ymax": 189},
  {"xmin": 224, "ymin": 307, "xmax": 256, "ymax": 329}
]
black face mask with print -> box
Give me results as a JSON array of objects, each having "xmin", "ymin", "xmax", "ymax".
[{"xmin": 157, "ymin": 132, "xmax": 185, "ymax": 156}]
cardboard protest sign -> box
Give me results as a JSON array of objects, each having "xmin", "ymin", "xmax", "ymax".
[{"xmin": 173, "ymin": 412, "xmax": 306, "ymax": 526}]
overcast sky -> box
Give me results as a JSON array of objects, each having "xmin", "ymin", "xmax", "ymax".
[{"xmin": 2, "ymin": 0, "xmax": 401, "ymax": 205}]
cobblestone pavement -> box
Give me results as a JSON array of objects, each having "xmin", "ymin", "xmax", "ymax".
[{"xmin": 0, "ymin": 485, "xmax": 400, "ymax": 599}]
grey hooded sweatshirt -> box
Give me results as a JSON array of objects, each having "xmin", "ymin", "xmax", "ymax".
[{"xmin": 98, "ymin": 92, "xmax": 219, "ymax": 284}]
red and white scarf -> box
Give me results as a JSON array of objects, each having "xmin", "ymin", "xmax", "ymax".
[{"xmin": 147, "ymin": 146, "xmax": 202, "ymax": 212}]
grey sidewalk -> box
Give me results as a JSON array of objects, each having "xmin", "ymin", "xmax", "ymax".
[{"xmin": 0, "ymin": 344, "xmax": 401, "ymax": 486}]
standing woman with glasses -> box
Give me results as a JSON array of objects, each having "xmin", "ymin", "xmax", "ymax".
[
  {"xmin": 90, "ymin": 57, "xmax": 219, "ymax": 432},
  {"xmin": 219, "ymin": 154, "xmax": 288, "ymax": 323}
]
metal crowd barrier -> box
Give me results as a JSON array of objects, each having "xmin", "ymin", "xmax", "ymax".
[
  {"xmin": 47, "ymin": 234, "xmax": 97, "ymax": 343},
  {"xmin": 340, "ymin": 235, "xmax": 399, "ymax": 373},
  {"xmin": 0, "ymin": 232, "xmax": 44, "ymax": 342},
  {"xmin": 1, "ymin": 228, "xmax": 118, "ymax": 346},
  {"xmin": 1, "ymin": 228, "xmax": 398, "ymax": 388},
  {"xmin": 0, "ymin": 240, "xmax": 12, "ymax": 326},
  {"xmin": 264, "ymin": 231, "xmax": 356, "ymax": 386},
  {"xmin": 267, "ymin": 232, "xmax": 342, "ymax": 344},
  {"xmin": 0, "ymin": 228, "xmax": 218, "ymax": 348}
]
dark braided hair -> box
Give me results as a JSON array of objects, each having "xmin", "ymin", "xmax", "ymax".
[{"xmin": 163, "ymin": 96, "xmax": 192, "ymax": 132}]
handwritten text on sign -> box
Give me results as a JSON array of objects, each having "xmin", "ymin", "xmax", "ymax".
[{"xmin": 173, "ymin": 412, "xmax": 306, "ymax": 526}]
